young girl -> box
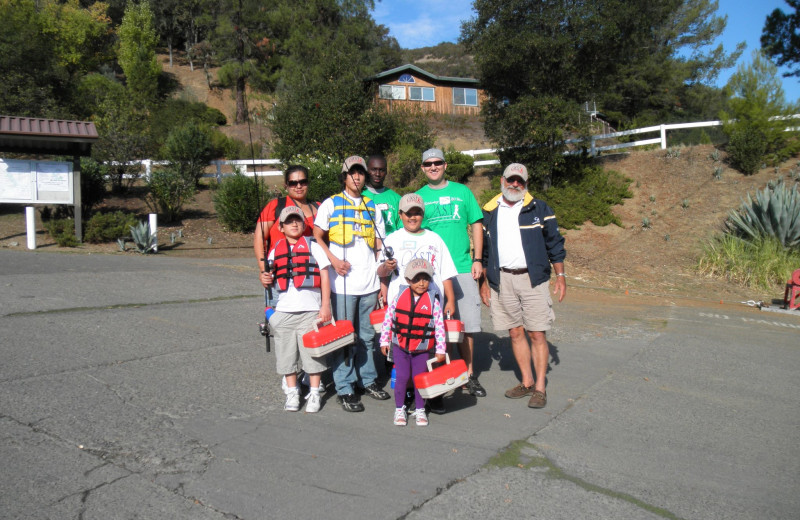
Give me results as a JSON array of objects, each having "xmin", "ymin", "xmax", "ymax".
[
  {"xmin": 263, "ymin": 206, "xmax": 331, "ymax": 413},
  {"xmin": 379, "ymin": 258, "xmax": 446, "ymax": 426}
]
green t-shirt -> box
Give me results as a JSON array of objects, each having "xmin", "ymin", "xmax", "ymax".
[
  {"xmin": 363, "ymin": 186, "xmax": 401, "ymax": 236},
  {"xmin": 416, "ymin": 181, "xmax": 483, "ymax": 273}
]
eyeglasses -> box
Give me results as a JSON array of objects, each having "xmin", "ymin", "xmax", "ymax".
[
  {"xmin": 422, "ymin": 160, "xmax": 445, "ymax": 168},
  {"xmin": 286, "ymin": 179, "xmax": 309, "ymax": 187},
  {"xmin": 505, "ymin": 176, "xmax": 526, "ymax": 186}
]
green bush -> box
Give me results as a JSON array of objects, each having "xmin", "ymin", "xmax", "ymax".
[
  {"xmin": 44, "ymin": 218, "xmax": 79, "ymax": 247},
  {"xmin": 161, "ymin": 123, "xmax": 215, "ymax": 184},
  {"xmin": 84, "ymin": 211, "xmax": 138, "ymax": 243},
  {"xmin": 145, "ymin": 166, "xmax": 197, "ymax": 223},
  {"xmin": 532, "ymin": 164, "xmax": 632, "ymax": 229},
  {"xmin": 387, "ymin": 144, "xmax": 423, "ymax": 193},
  {"xmin": 444, "ymin": 148, "xmax": 474, "ymax": 183},
  {"xmin": 79, "ymin": 157, "xmax": 108, "ymax": 217},
  {"xmin": 209, "ymin": 131, "xmax": 252, "ymax": 159},
  {"xmin": 698, "ymin": 234, "xmax": 800, "ymax": 290},
  {"xmin": 214, "ymin": 173, "xmax": 266, "ymax": 233},
  {"xmin": 288, "ymin": 153, "xmax": 341, "ymax": 203},
  {"xmin": 726, "ymin": 127, "xmax": 767, "ymax": 175}
]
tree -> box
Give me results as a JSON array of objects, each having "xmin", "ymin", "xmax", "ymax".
[
  {"xmin": 40, "ymin": 0, "xmax": 113, "ymax": 77},
  {"xmin": 461, "ymin": 0, "xmax": 743, "ymax": 187},
  {"xmin": 117, "ymin": 1, "xmax": 161, "ymax": 109},
  {"xmin": 761, "ymin": 0, "xmax": 800, "ymax": 78},
  {"xmin": 721, "ymin": 50, "xmax": 798, "ymax": 173}
]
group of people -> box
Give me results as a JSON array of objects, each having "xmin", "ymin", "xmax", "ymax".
[{"xmin": 253, "ymin": 149, "xmax": 567, "ymax": 426}]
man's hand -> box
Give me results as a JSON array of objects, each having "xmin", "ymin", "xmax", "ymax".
[
  {"xmin": 330, "ymin": 257, "xmax": 351, "ymax": 277},
  {"xmin": 318, "ymin": 304, "xmax": 331, "ymax": 323},
  {"xmin": 479, "ymin": 280, "xmax": 491, "ymax": 307},
  {"xmin": 444, "ymin": 301, "xmax": 456, "ymax": 318},
  {"xmin": 471, "ymin": 261, "xmax": 483, "ymax": 280},
  {"xmin": 553, "ymin": 276, "xmax": 567, "ymax": 302}
]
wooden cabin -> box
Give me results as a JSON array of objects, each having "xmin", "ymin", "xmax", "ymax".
[{"xmin": 366, "ymin": 64, "xmax": 485, "ymax": 116}]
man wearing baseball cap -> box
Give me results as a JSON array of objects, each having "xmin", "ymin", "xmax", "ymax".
[
  {"xmin": 314, "ymin": 155, "xmax": 390, "ymax": 412},
  {"xmin": 416, "ymin": 148, "xmax": 487, "ymax": 398},
  {"xmin": 479, "ymin": 163, "xmax": 566, "ymax": 409}
]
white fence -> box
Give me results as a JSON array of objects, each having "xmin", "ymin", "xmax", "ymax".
[{"xmin": 118, "ymin": 116, "xmax": 800, "ymax": 178}]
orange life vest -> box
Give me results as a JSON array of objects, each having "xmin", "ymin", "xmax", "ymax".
[
  {"xmin": 272, "ymin": 237, "xmax": 321, "ymax": 292},
  {"xmin": 391, "ymin": 288, "xmax": 436, "ymax": 352}
]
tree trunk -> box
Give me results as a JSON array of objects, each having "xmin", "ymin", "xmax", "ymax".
[{"xmin": 235, "ymin": 74, "xmax": 248, "ymax": 123}]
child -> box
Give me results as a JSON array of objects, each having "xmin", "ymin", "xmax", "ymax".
[
  {"xmin": 379, "ymin": 259, "xmax": 446, "ymax": 427},
  {"xmin": 262, "ymin": 206, "xmax": 331, "ymax": 413}
]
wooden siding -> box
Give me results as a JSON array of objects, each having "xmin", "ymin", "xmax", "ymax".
[{"xmin": 372, "ymin": 73, "xmax": 485, "ymax": 116}]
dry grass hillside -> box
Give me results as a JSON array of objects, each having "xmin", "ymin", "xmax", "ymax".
[{"xmin": 1, "ymin": 53, "xmax": 797, "ymax": 306}]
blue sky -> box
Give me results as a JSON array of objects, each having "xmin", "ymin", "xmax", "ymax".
[{"xmin": 372, "ymin": 0, "xmax": 800, "ymax": 103}]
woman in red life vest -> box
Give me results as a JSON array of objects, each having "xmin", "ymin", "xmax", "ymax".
[
  {"xmin": 379, "ymin": 259, "xmax": 446, "ymax": 427},
  {"xmin": 254, "ymin": 165, "xmax": 319, "ymax": 279}
]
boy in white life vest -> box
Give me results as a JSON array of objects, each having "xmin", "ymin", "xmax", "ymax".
[
  {"xmin": 379, "ymin": 259, "xmax": 446, "ymax": 427},
  {"xmin": 263, "ymin": 206, "xmax": 332, "ymax": 413}
]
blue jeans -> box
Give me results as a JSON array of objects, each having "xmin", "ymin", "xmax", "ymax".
[{"xmin": 330, "ymin": 291, "xmax": 379, "ymax": 395}]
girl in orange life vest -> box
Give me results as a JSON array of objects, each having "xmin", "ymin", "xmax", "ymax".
[
  {"xmin": 263, "ymin": 206, "xmax": 332, "ymax": 413},
  {"xmin": 379, "ymin": 258, "xmax": 446, "ymax": 427}
]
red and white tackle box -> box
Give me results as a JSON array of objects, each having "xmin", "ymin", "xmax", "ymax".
[
  {"xmin": 369, "ymin": 305, "xmax": 387, "ymax": 334},
  {"xmin": 444, "ymin": 311, "xmax": 464, "ymax": 343},
  {"xmin": 302, "ymin": 318, "xmax": 355, "ymax": 357},
  {"xmin": 413, "ymin": 354, "xmax": 469, "ymax": 399}
]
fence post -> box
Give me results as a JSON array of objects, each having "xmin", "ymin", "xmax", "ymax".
[
  {"xmin": 149, "ymin": 213, "xmax": 158, "ymax": 253},
  {"xmin": 660, "ymin": 125, "xmax": 667, "ymax": 149},
  {"xmin": 591, "ymin": 136, "xmax": 597, "ymax": 157},
  {"xmin": 26, "ymin": 206, "xmax": 36, "ymax": 250}
]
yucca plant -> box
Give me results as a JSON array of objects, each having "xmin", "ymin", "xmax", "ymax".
[
  {"xmin": 726, "ymin": 179, "xmax": 800, "ymax": 249},
  {"xmin": 130, "ymin": 221, "xmax": 157, "ymax": 254}
]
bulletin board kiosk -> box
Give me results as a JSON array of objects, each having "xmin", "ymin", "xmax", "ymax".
[{"xmin": 0, "ymin": 116, "xmax": 98, "ymax": 247}]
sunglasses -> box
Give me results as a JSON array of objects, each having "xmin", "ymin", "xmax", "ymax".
[
  {"xmin": 422, "ymin": 160, "xmax": 445, "ymax": 168},
  {"xmin": 286, "ymin": 179, "xmax": 309, "ymax": 187},
  {"xmin": 505, "ymin": 176, "xmax": 526, "ymax": 186}
]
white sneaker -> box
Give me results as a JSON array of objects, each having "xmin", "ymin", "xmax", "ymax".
[
  {"xmin": 305, "ymin": 392, "xmax": 321, "ymax": 413},
  {"xmin": 393, "ymin": 406, "xmax": 407, "ymax": 426},
  {"xmin": 284, "ymin": 390, "xmax": 300, "ymax": 412},
  {"xmin": 281, "ymin": 375, "xmax": 289, "ymax": 393},
  {"xmin": 300, "ymin": 372, "xmax": 326, "ymax": 393},
  {"xmin": 414, "ymin": 409, "xmax": 428, "ymax": 427}
]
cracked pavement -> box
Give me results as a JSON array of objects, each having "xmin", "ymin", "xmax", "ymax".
[{"xmin": 1, "ymin": 249, "xmax": 798, "ymax": 519}]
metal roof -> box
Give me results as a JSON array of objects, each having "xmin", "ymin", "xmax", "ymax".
[
  {"xmin": 0, "ymin": 115, "xmax": 99, "ymax": 156},
  {"xmin": 365, "ymin": 64, "xmax": 480, "ymax": 85}
]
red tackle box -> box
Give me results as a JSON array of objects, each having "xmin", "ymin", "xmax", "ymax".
[
  {"xmin": 413, "ymin": 354, "xmax": 469, "ymax": 399},
  {"xmin": 444, "ymin": 315, "xmax": 464, "ymax": 344},
  {"xmin": 369, "ymin": 306, "xmax": 387, "ymax": 334},
  {"xmin": 302, "ymin": 318, "xmax": 356, "ymax": 357}
]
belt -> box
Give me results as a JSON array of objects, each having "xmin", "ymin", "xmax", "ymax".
[{"xmin": 501, "ymin": 267, "xmax": 527, "ymax": 275}]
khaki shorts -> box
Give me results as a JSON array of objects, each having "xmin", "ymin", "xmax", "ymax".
[
  {"xmin": 270, "ymin": 311, "xmax": 328, "ymax": 375},
  {"xmin": 490, "ymin": 272, "xmax": 554, "ymax": 332}
]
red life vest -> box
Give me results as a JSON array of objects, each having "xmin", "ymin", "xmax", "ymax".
[
  {"xmin": 272, "ymin": 237, "xmax": 321, "ymax": 292},
  {"xmin": 391, "ymin": 288, "xmax": 436, "ymax": 352}
]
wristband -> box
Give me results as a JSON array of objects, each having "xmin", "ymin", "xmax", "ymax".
[
  {"xmin": 556, "ymin": 273, "xmax": 566, "ymax": 277},
  {"xmin": 472, "ymin": 258, "xmax": 482, "ymax": 262}
]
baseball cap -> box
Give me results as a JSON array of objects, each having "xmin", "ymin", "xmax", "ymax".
[
  {"xmin": 279, "ymin": 205, "xmax": 305, "ymax": 224},
  {"xmin": 399, "ymin": 193, "xmax": 425, "ymax": 213},
  {"xmin": 503, "ymin": 163, "xmax": 529, "ymax": 182},
  {"xmin": 405, "ymin": 258, "xmax": 434, "ymax": 280},
  {"xmin": 422, "ymin": 148, "xmax": 445, "ymax": 162},
  {"xmin": 341, "ymin": 155, "xmax": 367, "ymax": 173}
]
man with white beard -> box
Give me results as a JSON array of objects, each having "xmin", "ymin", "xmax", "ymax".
[{"xmin": 479, "ymin": 163, "xmax": 566, "ymax": 409}]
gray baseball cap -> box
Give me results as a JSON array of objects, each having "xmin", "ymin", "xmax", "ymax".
[
  {"xmin": 405, "ymin": 258, "xmax": 434, "ymax": 280},
  {"xmin": 422, "ymin": 148, "xmax": 445, "ymax": 162}
]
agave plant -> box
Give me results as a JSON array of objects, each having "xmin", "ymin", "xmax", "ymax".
[
  {"xmin": 726, "ymin": 179, "xmax": 800, "ymax": 249},
  {"xmin": 130, "ymin": 221, "xmax": 157, "ymax": 254}
]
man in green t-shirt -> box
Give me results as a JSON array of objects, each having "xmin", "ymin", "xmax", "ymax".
[
  {"xmin": 362, "ymin": 154, "xmax": 401, "ymax": 236},
  {"xmin": 416, "ymin": 148, "xmax": 486, "ymax": 401}
]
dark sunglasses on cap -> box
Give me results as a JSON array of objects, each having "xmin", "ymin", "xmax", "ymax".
[
  {"xmin": 422, "ymin": 160, "xmax": 445, "ymax": 167},
  {"xmin": 505, "ymin": 176, "xmax": 526, "ymax": 185},
  {"xmin": 287, "ymin": 179, "xmax": 309, "ymax": 187}
]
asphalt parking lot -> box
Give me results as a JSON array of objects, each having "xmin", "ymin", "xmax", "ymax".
[{"xmin": 1, "ymin": 249, "xmax": 798, "ymax": 519}]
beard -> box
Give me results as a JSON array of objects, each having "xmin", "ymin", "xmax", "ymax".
[{"xmin": 501, "ymin": 184, "xmax": 525, "ymax": 202}]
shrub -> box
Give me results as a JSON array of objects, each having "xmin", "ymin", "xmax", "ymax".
[
  {"xmin": 84, "ymin": 211, "xmax": 138, "ymax": 243},
  {"xmin": 161, "ymin": 123, "xmax": 215, "ymax": 185},
  {"xmin": 288, "ymin": 153, "xmax": 341, "ymax": 203},
  {"xmin": 726, "ymin": 178, "xmax": 800, "ymax": 249},
  {"xmin": 214, "ymin": 172, "xmax": 266, "ymax": 233},
  {"xmin": 79, "ymin": 157, "xmax": 108, "ymax": 217},
  {"xmin": 129, "ymin": 220, "xmax": 156, "ymax": 253},
  {"xmin": 144, "ymin": 166, "xmax": 196, "ymax": 222},
  {"xmin": 387, "ymin": 144, "xmax": 424, "ymax": 193},
  {"xmin": 698, "ymin": 234, "xmax": 800, "ymax": 290},
  {"xmin": 444, "ymin": 148, "xmax": 474, "ymax": 183},
  {"xmin": 44, "ymin": 218, "xmax": 79, "ymax": 247},
  {"xmin": 726, "ymin": 127, "xmax": 767, "ymax": 175}
]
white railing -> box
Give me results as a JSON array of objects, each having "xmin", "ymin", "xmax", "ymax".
[{"xmin": 113, "ymin": 116, "xmax": 800, "ymax": 178}]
